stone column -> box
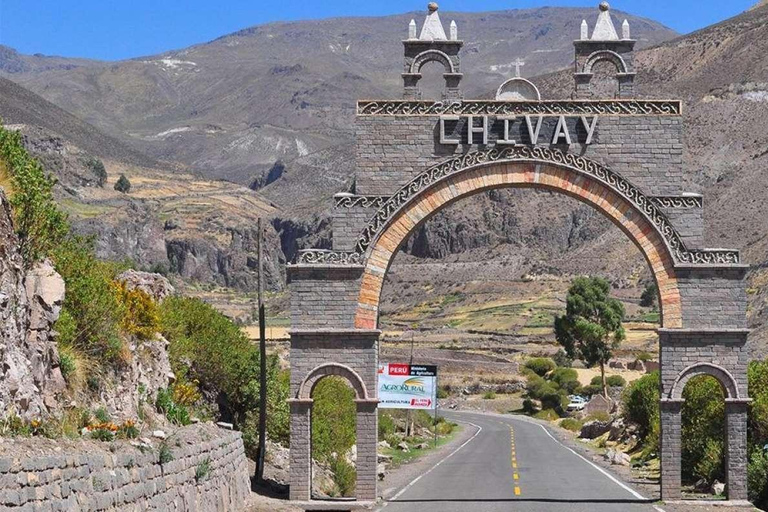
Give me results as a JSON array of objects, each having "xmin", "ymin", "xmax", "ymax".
[
  {"xmin": 725, "ymin": 399, "xmax": 750, "ymax": 501},
  {"xmin": 288, "ymin": 399, "xmax": 313, "ymax": 501},
  {"xmin": 660, "ymin": 399, "xmax": 683, "ymax": 500},
  {"xmin": 355, "ymin": 399, "xmax": 379, "ymax": 501}
]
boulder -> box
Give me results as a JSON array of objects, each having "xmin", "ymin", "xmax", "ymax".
[
  {"xmin": 116, "ymin": 270, "xmax": 174, "ymax": 301},
  {"xmin": 378, "ymin": 454, "xmax": 393, "ymax": 463},
  {"xmin": 608, "ymin": 418, "xmax": 626, "ymax": 441},
  {"xmin": 584, "ymin": 394, "xmax": 614, "ymax": 416},
  {"xmin": 580, "ymin": 420, "xmax": 612, "ymax": 439},
  {"xmin": 604, "ymin": 449, "xmax": 631, "ymax": 466},
  {"xmin": 378, "ymin": 440, "xmax": 391, "ymax": 449},
  {"xmin": 609, "ymin": 360, "xmax": 626, "ymax": 370},
  {"xmin": 397, "ymin": 441, "xmax": 410, "ymax": 452},
  {"xmin": 712, "ymin": 480, "xmax": 726, "ymax": 496}
]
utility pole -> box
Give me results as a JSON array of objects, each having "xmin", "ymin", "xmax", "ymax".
[
  {"xmin": 405, "ymin": 331, "xmax": 415, "ymax": 437},
  {"xmin": 256, "ymin": 218, "xmax": 267, "ymax": 481}
]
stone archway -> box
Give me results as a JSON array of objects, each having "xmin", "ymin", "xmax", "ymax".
[{"xmin": 353, "ymin": 153, "xmax": 683, "ymax": 331}]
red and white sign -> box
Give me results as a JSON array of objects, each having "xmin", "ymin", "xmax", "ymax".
[{"xmin": 377, "ymin": 363, "xmax": 438, "ymax": 410}]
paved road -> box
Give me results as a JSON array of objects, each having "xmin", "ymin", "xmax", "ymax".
[{"xmin": 379, "ymin": 411, "xmax": 662, "ymax": 512}]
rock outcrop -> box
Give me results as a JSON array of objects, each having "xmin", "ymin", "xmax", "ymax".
[{"xmin": 0, "ymin": 190, "xmax": 65, "ymax": 417}]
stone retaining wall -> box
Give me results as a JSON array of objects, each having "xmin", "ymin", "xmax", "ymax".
[{"xmin": 0, "ymin": 423, "xmax": 250, "ymax": 511}]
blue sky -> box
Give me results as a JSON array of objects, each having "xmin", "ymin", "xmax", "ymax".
[{"xmin": 0, "ymin": 0, "xmax": 756, "ymax": 61}]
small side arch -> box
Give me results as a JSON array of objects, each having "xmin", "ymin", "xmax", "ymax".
[
  {"xmin": 583, "ymin": 49, "xmax": 629, "ymax": 75},
  {"xmin": 669, "ymin": 362, "xmax": 740, "ymax": 400},
  {"xmin": 297, "ymin": 363, "xmax": 369, "ymax": 401},
  {"xmin": 410, "ymin": 49, "xmax": 455, "ymax": 75}
]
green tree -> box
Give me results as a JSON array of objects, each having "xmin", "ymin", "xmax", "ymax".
[
  {"xmin": 554, "ymin": 277, "xmax": 625, "ymax": 398},
  {"xmin": 640, "ymin": 282, "xmax": 659, "ymax": 309},
  {"xmin": 114, "ymin": 174, "xmax": 131, "ymax": 193}
]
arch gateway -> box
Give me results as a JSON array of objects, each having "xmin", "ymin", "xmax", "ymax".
[{"xmin": 285, "ymin": 3, "xmax": 750, "ymax": 507}]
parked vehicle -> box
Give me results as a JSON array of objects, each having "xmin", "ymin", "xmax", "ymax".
[{"xmin": 566, "ymin": 395, "xmax": 587, "ymax": 411}]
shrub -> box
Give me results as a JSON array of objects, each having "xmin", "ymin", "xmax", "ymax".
[
  {"xmin": 195, "ymin": 458, "xmax": 211, "ymax": 482},
  {"xmin": 311, "ymin": 377, "xmax": 356, "ymax": 464},
  {"xmin": 748, "ymin": 448, "xmax": 768, "ymax": 508},
  {"xmin": 522, "ymin": 398, "xmax": 538, "ymax": 414},
  {"xmin": 560, "ymin": 418, "xmax": 583, "ymax": 432},
  {"xmin": 329, "ymin": 455, "xmax": 356, "ymax": 497},
  {"xmin": 437, "ymin": 386, "xmax": 450, "ymax": 399},
  {"xmin": 682, "ymin": 375, "xmax": 725, "ymax": 484},
  {"xmin": 84, "ymin": 157, "xmax": 107, "ymax": 187},
  {"xmin": 155, "ymin": 388, "xmax": 191, "ymax": 426},
  {"xmin": 93, "ymin": 407, "xmax": 110, "ymax": 423},
  {"xmin": 115, "ymin": 281, "xmax": 159, "ymax": 340},
  {"xmin": 640, "ymin": 282, "xmax": 658, "ymax": 309},
  {"xmin": 636, "ymin": 352, "xmax": 654, "ymax": 362},
  {"xmin": 585, "ymin": 411, "xmax": 611, "ymax": 423},
  {"xmin": 540, "ymin": 390, "xmax": 567, "ymax": 412},
  {"xmin": 525, "ymin": 357, "xmax": 556, "ymax": 377},
  {"xmin": 159, "ymin": 442, "xmax": 174, "ymax": 464},
  {"xmin": 58, "ymin": 348, "xmax": 77, "ymax": 382},
  {"xmin": 526, "ymin": 374, "xmax": 558, "ymax": 399},
  {"xmin": 534, "ymin": 409, "xmax": 559, "ymax": 421},
  {"xmin": 0, "ymin": 125, "xmax": 69, "ymax": 268},
  {"xmin": 114, "ymin": 174, "xmax": 131, "ymax": 193},
  {"xmin": 379, "ymin": 413, "xmax": 396, "ymax": 439},
  {"xmin": 483, "ymin": 391, "xmax": 497, "ymax": 400},
  {"xmin": 622, "ymin": 371, "xmax": 659, "ymax": 440},
  {"xmin": 54, "ymin": 237, "xmax": 127, "ymax": 366},
  {"xmin": 118, "ymin": 420, "xmax": 139, "ymax": 440},
  {"xmin": 591, "ymin": 375, "xmax": 626, "ymax": 388},
  {"xmin": 581, "ymin": 384, "xmax": 602, "ymax": 396},
  {"xmin": 550, "ymin": 367, "xmax": 580, "ymax": 393}
]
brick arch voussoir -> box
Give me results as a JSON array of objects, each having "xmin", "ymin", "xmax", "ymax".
[
  {"xmin": 354, "ymin": 162, "xmax": 682, "ymax": 330},
  {"xmin": 297, "ymin": 363, "xmax": 369, "ymax": 401},
  {"xmin": 669, "ymin": 362, "xmax": 740, "ymax": 401}
]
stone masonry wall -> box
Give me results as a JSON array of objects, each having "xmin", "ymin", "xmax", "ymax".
[
  {"xmin": 288, "ymin": 267, "xmax": 363, "ymax": 329},
  {"xmin": 0, "ymin": 424, "xmax": 250, "ymax": 512},
  {"xmin": 355, "ymin": 114, "xmax": 685, "ymax": 197}
]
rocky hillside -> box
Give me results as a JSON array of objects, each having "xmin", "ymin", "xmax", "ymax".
[{"xmin": 2, "ymin": 7, "xmax": 675, "ymax": 194}]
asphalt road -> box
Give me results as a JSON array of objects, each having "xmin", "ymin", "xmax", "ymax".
[{"xmin": 379, "ymin": 411, "xmax": 662, "ymax": 512}]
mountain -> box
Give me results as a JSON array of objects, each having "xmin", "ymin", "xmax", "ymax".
[
  {"xmin": 0, "ymin": 76, "xmax": 156, "ymax": 168},
  {"xmin": 2, "ymin": 7, "xmax": 676, "ymax": 204}
]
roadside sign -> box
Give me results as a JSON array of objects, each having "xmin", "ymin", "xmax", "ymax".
[{"xmin": 377, "ymin": 363, "xmax": 437, "ymax": 409}]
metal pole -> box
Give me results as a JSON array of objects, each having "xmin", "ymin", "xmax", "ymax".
[
  {"xmin": 433, "ymin": 370, "xmax": 439, "ymax": 448},
  {"xmin": 256, "ymin": 218, "xmax": 268, "ymax": 481},
  {"xmin": 405, "ymin": 331, "xmax": 415, "ymax": 437}
]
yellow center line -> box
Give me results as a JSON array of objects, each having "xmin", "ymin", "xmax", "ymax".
[{"xmin": 511, "ymin": 427, "xmax": 521, "ymax": 496}]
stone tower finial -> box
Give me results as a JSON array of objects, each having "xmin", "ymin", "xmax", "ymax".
[
  {"xmin": 622, "ymin": 19, "xmax": 630, "ymax": 39},
  {"xmin": 409, "ymin": 19, "xmax": 417, "ymax": 39},
  {"xmin": 591, "ymin": 1, "xmax": 619, "ymax": 40},
  {"xmin": 419, "ymin": 2, "xmax": 447, "ymax": 40},
  {"xmin": 450, "ymin": 20, "xmax": 457, "ymax": 41},
  {"xmin": 580, "ymin": 20, "xmax": 589, "ymax": 40}
]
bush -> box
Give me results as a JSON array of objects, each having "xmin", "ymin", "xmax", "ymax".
[
  {"xmin": 560, "ymin": 418, "xmax": 583, "ymax": 432},
  {"xmin": 525, "ymin": 357, "xmax": 556, "ymax": 377},
  {"xmin": 522, "ymin": 398, "xmax": 538, "ymax": 414},
  {"xmin": 636, "ymin": 352, "xmax": 654, "ymax": 362},
  {"xmin": 379, "ymin": 412, "xmax": 396, "ymax": 439},
  {"xmin": 640, "ymin": 282, "xmax": 658, "ymax": 309},
  {"xmin": 581, "ymin": 384, "xmax": 602, "ymax": 397},
  {"xmin": 437, "ymin": 386, "xmax": 450, "ymax": 399},
  {"xmin": 591, "ymin": 375, "xmax": 626, "ymax": 388},
  {"xmin": 534, "ymin": 409, "xmax": 559, "ymax": 421},
  {"xmin": 551, "ymin": 367, "xmax": 580, "ymax": 393},
  {"xmin": 682, "ymin": 375, "xmax": 725, "ymax": 484},
  {"xmin": 115, "ymin": 281, "xmax": 159, "ymax": 340},
  {"xmin": 748, "ymin": 448, "xmax": 768, "ymax": 508},
  {"xmin": 622, "ymin": 371, "xmax": 659, "ymax": 440},
  {"xmin": 0, "ymin": 125, "xmax": 68, "ymax": 268},
  {"xmin": 311, "ymin": 377, "xmax": 356, "ymax": 464},
  {"xmin": 526, "ymin": 374, "xmax": 558, "ymax": 399},
  {"xmin": 155, "ymin": 388, "xmax": 191, "ymax": 426},
  {"xmin": 540, "ymin": 390, "xmax": 567, "ymax": 412},
  {"xmin": 329, "ymin": 455, "xmax": 356, "ymax": 497},
  {"xmin": 54, "ymin": 237, "xmax": 127, "ymax": 366},
  {"xmin": 483, "ymin": 391, "xmax": 497, "ymax": 400},
  {"xmin": 114, "ymin": 174, "xmax": 131, "ymax": 193},
  {"xmin": 85, "ymin": 157, "xmax": 107, "ymax": 187}
]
